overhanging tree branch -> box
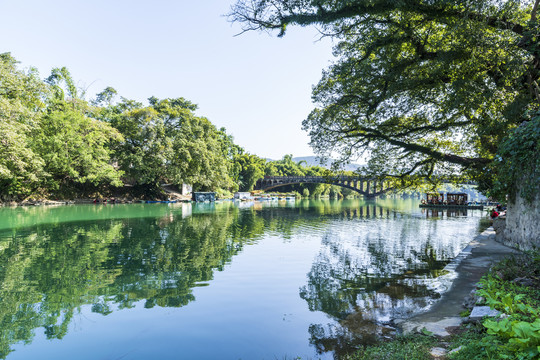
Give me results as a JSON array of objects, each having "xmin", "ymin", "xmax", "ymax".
[
  {"xmin": 229, "ymin": 1, "xmax": 526, "ymax": 36},
  {"xmin": 338, "ymin": 125, "xmax": 491, "ymax": 167}
]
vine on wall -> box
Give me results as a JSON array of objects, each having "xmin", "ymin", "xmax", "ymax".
[{"xmin": 491, "ymin": 112, "xmax": 540, "ymax": 203}]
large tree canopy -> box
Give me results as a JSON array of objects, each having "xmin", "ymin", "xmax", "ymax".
[
  {"xmin": 103, "ymin": 96, "xmax": 235, "ymax": 192},
  {"xmin": 0, "ymin": 53, "xmax": 250, "ymax": 199},
  {"xmin": 34, "ymin": 107, "xmax": 123, "ymax": 191},
  {"xmin": 230, "ymin": 0, "xmax": 540, "ymax": 192},
  {"xmin": 0, "ymin": 53, "xmax": 47, "ymax": 196}
]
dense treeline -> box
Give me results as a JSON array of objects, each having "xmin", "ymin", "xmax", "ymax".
[{"xmin": 0, "ymin": 53, "xmax": 342, "ymax": 201}]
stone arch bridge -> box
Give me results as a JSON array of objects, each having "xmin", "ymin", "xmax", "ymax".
[{"xmin": 254, "ymin": 176, "xmax": 393, "ymax": 198}]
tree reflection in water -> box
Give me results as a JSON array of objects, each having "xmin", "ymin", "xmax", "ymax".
[
  {"xmin": 0, "ymin": 201, "xmax": 339, "ymax": 358},
  {"xmin": 300, "ymin": 204, "xmax": 471, "ymax": 356},
  {"xmin": 0, "ymin": 200, "xmax": 484, "ymax": 359},
  {"xmin": 0, "ymin": 204, "xmax": 266, "ymax": 358}
]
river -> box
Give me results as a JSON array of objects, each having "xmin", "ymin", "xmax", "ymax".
[{"xmin": 0, "ymin": 199, "xmax": 488, "ymax": 359}]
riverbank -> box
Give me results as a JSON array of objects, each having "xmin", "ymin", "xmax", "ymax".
[
  {"xmin": 0, "ymin": 194, "xmax": 194, "ymax": 207},
  {"xmin": 346, "ymin": 227, "xmax": 540, "ymax": 359},
  {"xmin": 0, "ymin": 183, "xmax": 198, "ymax": 207}
]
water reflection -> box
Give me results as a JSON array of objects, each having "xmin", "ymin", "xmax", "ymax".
[
  {"xmin": 422, "ymin": 208, "xmax": 469, "ymax": 218},
  {"xmin": 0, "ymin": 200, "xmax": 485, "ymax": 359},
  {"xmin": 299, "ymin": 202, "xmax": 484, "ymax": 356},
  {"xmin": 0, "ymin": 206, "xmax": 249, "ymax": 358}
]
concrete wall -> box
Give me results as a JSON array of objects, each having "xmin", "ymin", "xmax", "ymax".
[
  {"xmin": 494, "ymin": 190, "xmax": 540, "ymax": 251},
  {"xmin": 181, "ymin": 183, "xmax": 192, "ymax": 196}
]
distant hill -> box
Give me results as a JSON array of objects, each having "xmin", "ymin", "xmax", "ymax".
[{"xmin": 292, "ymin": 156, "xmax": 364, "ymax": 172}]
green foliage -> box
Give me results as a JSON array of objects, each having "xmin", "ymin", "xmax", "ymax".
[
  {"xmin": 344, "ymin": 334, "xmax": 436, "ymax": 360},
  {"xmin": 480, "ymin": 286, "xmax": 538, "ymax": 321},
  {"xmin": 0, "ymin": 54, "xmax": 125, "ymax": 198},
  {"xmin": 447, "ymin": 330, "xmax": 498, "ymax": 360},
  {"xmin": 0, "ymin": 53, "xmax": 48, "ymax": 198},
  {"xmin": 92, "ymin": 86, "xmax": 118, "ymax": 106},
  {"xmin": 33, "ymin": 108, "xmax": 123, "ymax": 191},
  {"xmin": 169, "ymin": 115, "xmax": 234, "ymax": 191},
  {"xmin": 261, "ymin": 155, "xmax": 339, "ymax": 196},
  {"xmin": 105, "ymin": 97, "xmax": 234, "ymax": 193},
  {"xmin": 478, "ymin": 256, "xmax": 540, "ymax": 317},
  {"xmin": 233, "ymin": 153, "xmax": 266, "ymax": 191},
  {"xmin": 230, "ymin": 0, "xmax": 540, "ymax": 197},
  {"xmin": 495, "ymin": 250, "xmax": 540, "ymax": 279},
  {"xmin": 0, "ymin": 52, "xmax": 256, "ymax": 199},
  {"xmin": 483, "ymin": 317, "xmax": 540, "ymax": 359},
  {"xmin": 0, "ymin": 52, "xmax": 48, "ymax": 121},
  {"xmin": 0, "ymin": 119, "xmax": 44, "ymax": 197},
  {"xmin": 453, "ymin": 250, "xmax": 540, "ymax": 360},
  {"xmin": 46, "ymin": 67, "xmax": 78, "ymax": 100},
  {"xmin": 490, "ymin": 114, "xmax": 540, "ymax": 203},
  {"xmin": 263, "ymin": 154, "xmax": 304, "ymax": 177},
  {"xmin": 483, "ymin": 251, "xmax": 540, "ymax": 306}
]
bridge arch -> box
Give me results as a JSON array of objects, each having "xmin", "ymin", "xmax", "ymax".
[{"xmin": 254, "ymin": 176, "xmax": 393, "ymax": 198}]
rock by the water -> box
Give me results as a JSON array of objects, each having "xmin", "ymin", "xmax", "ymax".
[
  {"xmin": 430, "ymin": 347, "xmax": 447, "ymax": 358},
  {"xmin": 468, "ymin": 306, "xmax": 500, "ymax": 322}
]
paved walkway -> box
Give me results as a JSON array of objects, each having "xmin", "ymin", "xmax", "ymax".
[{"xmin": 395, "ymin": 227, "xmax": 520, "ymax": 337}]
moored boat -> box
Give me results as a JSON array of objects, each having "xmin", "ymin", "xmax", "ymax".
[{"xmin": 419, "ymin": 193, "xmax": 484, "ymax": 210}]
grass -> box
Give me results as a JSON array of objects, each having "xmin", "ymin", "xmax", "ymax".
[{"xmin": 343, "ymin": 334, "xmax": 437, "ymax": 360}]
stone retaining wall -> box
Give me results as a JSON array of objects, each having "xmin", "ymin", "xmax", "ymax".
[{"xmin": 494, "ymin": 190, "xmax": 540, "ymax": 251}]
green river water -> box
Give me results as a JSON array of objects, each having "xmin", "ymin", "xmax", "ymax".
[{"xmin": 0, "ymin": 199, "xmax": 488, "ymax": 359}]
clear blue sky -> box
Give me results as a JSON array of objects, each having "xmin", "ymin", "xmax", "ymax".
[{"xmin": 0, "ymin": 0, "xmax": 335, "ymax": 160}]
